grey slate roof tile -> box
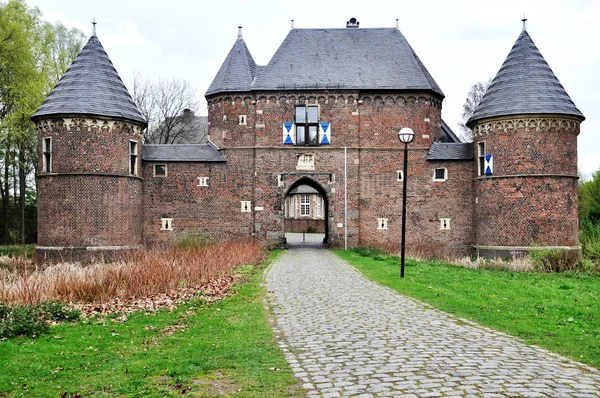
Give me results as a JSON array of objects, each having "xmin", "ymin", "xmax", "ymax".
[
  {"xmin": 206, "ymin": 36, "xmax": 257, "ymax": 96},
  {"xmin": 427, "ymin": 142, "xmax": 473, "ymax": 161},
  {"xmin": 468, "ymin": 30, "xmax": 584, "ymax": 125},
  {"xmin": 32, "ymin": 35, "xmax": 146, "ymax": 125},
  {"xmin": 207, "ymin": 28, "xmax": 443, "ymax": 96},
  {"xmin": 288, "ymin": 185, "xmax": 319, "ymax": 195},
  {"xmin": 142, "ymin": 143, "xmax": 226, "ymax": 162}
]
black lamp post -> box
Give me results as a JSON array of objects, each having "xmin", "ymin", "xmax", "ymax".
[{"xmin": 398, "ymin": 127, "xmax": 414, "ymax": 278}]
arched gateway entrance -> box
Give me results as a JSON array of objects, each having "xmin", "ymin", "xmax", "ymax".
[{"xmin": 282, "ymin": 177, "xmax": 330, "ymax": 246}]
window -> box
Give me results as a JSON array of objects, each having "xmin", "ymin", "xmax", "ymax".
[
  {"xmin": 300, "ymin": 195, "xmax": 310, "ymax": 216},
  {"xmin": 295, "ymin": 105, "xmax": 319, "ymax": 145},
  {"xmin": 478, "ymin": 141, "xmax": 486, "ymax": 176},
  {"xmin": 197, "ymin": 177, "xmax": 209, "ymax": 187},
  {"xmin": 433, "ymin": 168, "xmax": 447, "ymax": 182},
  {"xmin": 153, "ymin": 164, "xmax": 167, "ymax": 177},
  {"xmin": 440, "ymin": 218, "xmax": 451, "ymax": 230},
  {"xmin": 129, "ymin": 141, "xmax": 138, "ymax": 175},
  {"xmin": 315, "ymin": 197, "xmax": 322, "ymax": 218},
  {"xmin": 42, "ymin": 137, "xmax": 52, "ymax": 172},
  {"xmin": 241, "ymin": 201, "xmax": 251, "ymax": 212},
  {"xmin": 288, "ymin": 196, "xmax": 295, "ymax": 217},
  {"xmin": 238, "ymin": 115, "xmax": 247, "ymax": 125},
  {"xmin": 397, "ymin": 170, "xmax": 403, "ymax": 181},
  {"xmin": 161, "ymin": 218, "xmax": 173, "ymax": 231},
  {"xmin": 377, "ymin": 218, "xmax": 388, "ymax": 230}
]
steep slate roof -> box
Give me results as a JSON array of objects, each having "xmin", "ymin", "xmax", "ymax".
[
  {"xmin": 289, "ymin": 185, "xmax": 319, "ymax": 195},
  {"xmin": 440, "ymin": 120, "xmax": 461, "ymax": 143},
  {"xmin": 468, "ymin": 29, "xmax": 584, "ymax": 125},
  {"xmin": 427, "ymin": 142, "xmax": 473, "ymax": 161},
  {"xmin": 207, "ymin": 27, "xmax": 443, "ymax": 96},
  {"xmin": 32, "ymin": 35, "xmax": 146, "ymax": 125},
  {"xmin": 142, "ymin": 143, "xmax": 226, "ymax": 162},
  {"xmin": 205, "ymin": 33, "xmax": 257, "ymax": 96}
]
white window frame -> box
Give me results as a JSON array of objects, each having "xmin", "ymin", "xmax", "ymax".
[
  {"xmin": 397, "ymin": 170, "xmax": 403, "ymax": 181},
  {"xmin": 432, "ymin": 167, "xmax": 448, "ymax": 182},
  {"xmin": 377, "ymin": 218, "xmax": 388, "ymax": 230},
  {"xmin": 42, "ymin": 137, "xmax": 52, "ymax": 172},
  {"xmin": 300, "ymin": 194, "xmax": 310, "ymax": 216},
  {"xmin": 197, "ymin": 177, "xmax": 209, "ymax": 187},
  {"xmin": 241, "ymin": 201, "xmax": 252, "ymax": 212},
  {"xmin": 129, "ymin": 140, "xmax": 138, "ymax": 176},
  {"xmin": 440, "ymin": 218, "xmax": 451, "ymax": 230},
  {"xmin": 238, "ymin": 115, "xmax": 247, "ymax": 125},
  {"xmin": 153, "ymin": 164, "xmax": 167, "ymax": 177},
  {"xmin": 478, "ymin": 141, "xmax": 486, "ymax": 177},
  {"xmin": 160, "ymin": 218, "xmax": 173, "ymax": 231}
]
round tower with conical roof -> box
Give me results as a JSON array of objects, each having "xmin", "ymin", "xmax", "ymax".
[
  {"xmin": 32, "ymin": 29, "xmax": 147, "ymax": 262},
  {"xmin": 467, "ymin": 22, "xmax": 584, "ymax": 258}
]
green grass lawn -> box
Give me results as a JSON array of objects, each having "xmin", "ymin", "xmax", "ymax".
[
  {"xmin": 334, "ymin": 249, "xmax": 600, "ymax": 369},
  {"xmin": 0, "ymin": 252, "xmax": 301, "ymax": 397}
]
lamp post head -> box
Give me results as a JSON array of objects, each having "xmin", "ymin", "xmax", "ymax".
[{"xmin": 398, "ymin": 127, "xmax": 415, "ymax": 144}]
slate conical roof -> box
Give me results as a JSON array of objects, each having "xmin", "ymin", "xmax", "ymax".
[
  {"xmin": 32, "ymin": 34, "xmax": 146, "ymax": 126},
  {"xmin": 468, "ymin": 29, "xmax": 584, "ymax": 125},
  {"xmin": 205, "ymin": 31, "xmax": 257, "ymax": 96}
]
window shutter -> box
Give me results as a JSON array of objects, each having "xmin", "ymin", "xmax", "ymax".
[
  {"xmin": 318, "ymin": 122, "xmax": 331, "ymax": 145},
  {"xmin": 283, "ymin": 122, "xmax": 296, "ymax": 145}
]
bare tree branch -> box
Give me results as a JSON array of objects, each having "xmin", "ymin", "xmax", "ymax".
[{"xmin": 458, "ymin": 77, "xmax": 493, "ymax": 142}]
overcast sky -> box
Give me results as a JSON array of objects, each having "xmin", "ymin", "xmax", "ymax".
[{"xmin": 27, "ymin": 0, "xmax": 600, "ymax": 177}]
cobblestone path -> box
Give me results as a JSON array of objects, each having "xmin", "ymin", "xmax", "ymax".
[{"xmin": 265, "ymin": 249, "xmax": 600, "ymax": 398}]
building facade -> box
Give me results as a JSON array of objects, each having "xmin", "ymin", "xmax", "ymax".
[{"xmin": 32, "ymin": 19, "xmax": 584, "ymax": 261}]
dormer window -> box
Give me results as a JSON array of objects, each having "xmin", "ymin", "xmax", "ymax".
[{"xmin": 295, "ymin": 105, "xmax": 319, "ymax": 145}]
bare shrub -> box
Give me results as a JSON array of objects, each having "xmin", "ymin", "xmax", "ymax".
[
  {"xmin": 0, "ymin": 241, "xmax": 265, "ymax": 305},
  {"xmin": 453, "ymin": 256, "xmax": 535, "ymax": 272}
]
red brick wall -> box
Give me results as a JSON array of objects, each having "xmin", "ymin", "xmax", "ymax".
[
  {"xmin": 285, "ymin": 219, "xmax": 326, "ymax": 233},
  {"xmin": 472, "ymin": 116, "xmax": 580, "ymax": 250},
  {"xmin": 36, "ymin": 117, "xmax": 144, "ymax": 260}
]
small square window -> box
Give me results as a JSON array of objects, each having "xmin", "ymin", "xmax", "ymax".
[
  {"xmin": 433, "ymin": 168, "xmax": 447, "ymax": 182},
  {"xmin": 197, "ymin": 177, "xmax": 209, "ymax": 187},
  {"xmin": 239, "ymin": 115, "xmax": 247, "ymax": 125},
  {"xmin": 397, "ymin": 170, "xmax": 403, "ymax": 181},
  {"xmin": 241, "ymin": 201, "xmax": 252, "ymax": 212},
  {"xmin": 161, "ymin": 218, "xmax": 173, "ymax": 231},
  {"xmin": 377, "ymin": 218, "xmax": 388, "ymax": 230},
  {"xmin": 153, "ymin": 164, "xmax": 167, "ymax": 177},
  {"xmin": 440, "ymin": 218, "xmax": 451, "ymax": 230}
]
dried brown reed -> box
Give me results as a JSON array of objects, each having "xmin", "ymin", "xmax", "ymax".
[
  {"xmin": 453, "ymin": 256, "xmax": 535, "ymax": 272},
  {"xmin": 0, "ymin": 241, "xmax": 265, "ymax": 305}
]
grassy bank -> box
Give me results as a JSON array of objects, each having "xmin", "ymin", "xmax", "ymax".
[
  {"xmin": 334, "ymin": 249, "xmax": 600, "ymax": 369},
  {"xmin": 0, "ymin": 252, "xmax": 301, "ymax": 397}
]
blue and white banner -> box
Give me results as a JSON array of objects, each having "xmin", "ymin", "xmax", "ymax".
[
  {"xmin": 283, "ymin": 122, "xmax": 295, "ymax": 145},
  {"xmin": 484, "ymin": 154, "xmax": 493, "ymax": 175},
  {"xmin": 318, "ymin": 122, "xmax": 331, "ymax": 145}
]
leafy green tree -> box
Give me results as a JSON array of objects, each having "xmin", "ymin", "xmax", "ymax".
[
  {"xmin": 0, "ymin": 0, "xmax": 84, "ymax": 244},
  {"xmin": 580, "ymin": 170, "xmax": 600, "ymax": 223}
]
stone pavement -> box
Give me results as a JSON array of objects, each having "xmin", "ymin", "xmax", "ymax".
[{"xmin": 265, "ymin": 248, "xmax": 600, "ymax": 398}]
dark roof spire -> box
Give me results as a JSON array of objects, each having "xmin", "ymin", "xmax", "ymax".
[
  {"xmin": 238, "ymin": 24, "xmax": 242, "ymax": 39},
  {"xmin": 291, "ymin": 18, "xmax": 294, "ymax": 29},
  {"xmin": 396, "ymin": 17, "xmax": 399, "ymax": 29},
  {"xmin": 92, "ymin": 16, "xmax": 96, "ymax": 36},
  {"xmin": 468, "ymin": 27, "xmax": 584, "ymax": 125},
  {"xmin": 32, "ymin": 34, "xmax": 146, "ymax": 125},
  {"xmin": 205, "ymin": 29, "xmax": 257, "ymax": 96},
  {"xmin": 521, "ymin": 14, "xmax": 527, "ymax": 32}
]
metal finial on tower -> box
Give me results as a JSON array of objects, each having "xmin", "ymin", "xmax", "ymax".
[
  {"xmin": 238, "ymin": 24, "xmax": 242, "ymax": 39},
  {"xmin": 396, "ymin": 17, "xmax": 399, "ymax": 29},
  {"xmin": 92, "ymin": 16, "xmax": 97, "ymax": 36},
  {"xmin": 521, "ymin": 13, "xmax": 527, "ymax": 32},
  {"xmin": 291, "ymin": 18, "xmax": 294, "ymax": 29}
]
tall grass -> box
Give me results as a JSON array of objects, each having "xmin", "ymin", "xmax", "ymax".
[{"xmin": 0, "ymin": 240, "xmax": 265, "ymax": 305}]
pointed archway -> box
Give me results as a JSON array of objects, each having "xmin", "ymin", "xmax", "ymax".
[{"xmin": 283, "ymin": 176, "xmax": 330, "ymax": 246}]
